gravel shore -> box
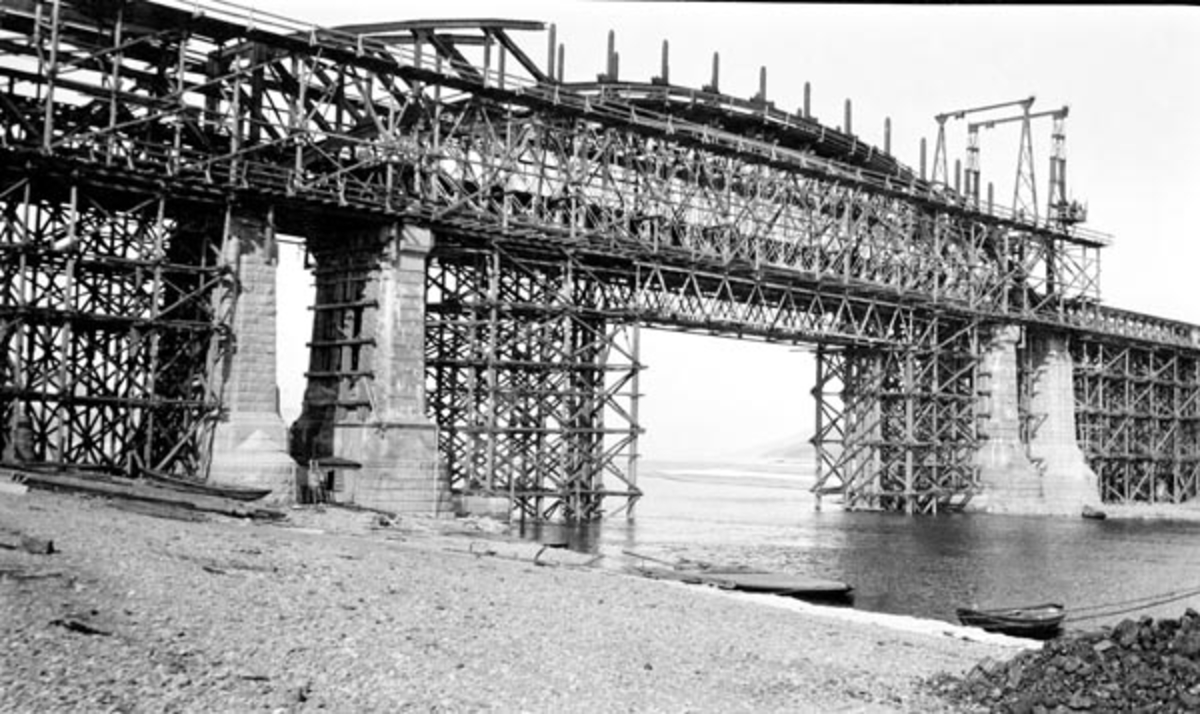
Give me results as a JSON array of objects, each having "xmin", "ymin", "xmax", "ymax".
[{"xmin": 1, "ymin": 490, "xmax": 1024, "ymax": 713}]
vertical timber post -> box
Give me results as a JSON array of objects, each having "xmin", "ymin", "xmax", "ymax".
[
  {"xmin": 813, "ymin": 346, "xmax": 827, "ymax": 511},
  {"xmin": 904, "ymin": 348, "xmax": 915, "ymax": 514},
  {"xmin": 617, "ymin": 322, "xmax": 643, "ymax": 519}
]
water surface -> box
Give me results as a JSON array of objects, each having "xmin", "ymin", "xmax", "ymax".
[{"xmin": 526, "ymin": 460, "xmax": 1200, "ymax": 631}]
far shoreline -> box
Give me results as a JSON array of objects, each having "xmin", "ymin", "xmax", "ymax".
[{"xmin": 640, "ymin": 456, "xmax": 1200, "ymax": 523}]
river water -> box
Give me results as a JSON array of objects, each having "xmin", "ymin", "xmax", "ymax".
[{"xmin": 523, "ymin": 460, "xmax": 1200, "ymax": 632}]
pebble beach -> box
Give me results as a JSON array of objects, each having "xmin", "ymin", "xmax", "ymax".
[{"xmin": 0, "ymin": 490, "xmax": 1028, "ymax": 713}]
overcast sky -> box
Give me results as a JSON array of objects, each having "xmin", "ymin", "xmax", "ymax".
[{"xmin": 265, "ymin": 2, "xmax": 1200, "ymax": 460}]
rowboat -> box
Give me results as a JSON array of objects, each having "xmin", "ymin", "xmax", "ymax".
[
  {"xmin": 625, "ymin": 552, "xmax": 853, "ymax": 604},
  {"xmin": 956, "ymin": 603, "xmax": 1066, "ymax": 640},
  {"xmin": 701, "ymin": 570, "xmax": 854, "ymax": 603}
]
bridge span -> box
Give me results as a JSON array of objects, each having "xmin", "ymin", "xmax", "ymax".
[{"xmin": 1, "ymin": 0, "xmax": 1197, "ymax": 519}]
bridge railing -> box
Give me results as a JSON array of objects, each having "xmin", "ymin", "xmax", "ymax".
[
  {"xmin": 1063, "ymin": 302, "xmax": 1200, "ymax": 350},
  {"xmin": 157, "ymin": 0, "xmax": 330, "ymax": 38}
]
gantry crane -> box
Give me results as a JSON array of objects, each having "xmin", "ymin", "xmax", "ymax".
[
  {"xmin": 968, "ymin": 105, "xmax": 1085, "ymax": 225},
  {"xmin": 931, "ymin": 96, "xmax": 1035, "ymax": 189}
]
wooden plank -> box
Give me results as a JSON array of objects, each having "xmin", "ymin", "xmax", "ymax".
[
  {"xmin": 110, "ymin": 499, "xmax": 210, "ymax": 523},
  {"xmin": 16, "ymin": 470, "xmax": 285, "ymax": 521}
]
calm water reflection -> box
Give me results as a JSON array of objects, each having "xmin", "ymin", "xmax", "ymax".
[{"xmin": 522, "ymin": 462, "xmax": 1200, "ymax": 631}]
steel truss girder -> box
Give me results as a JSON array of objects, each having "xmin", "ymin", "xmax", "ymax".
[
  {"xmin": 0, "ymin": 173, "xmax": 230, "ymax": 476},
  {"xmin": 0, "ymin": 0, "xmax": 1103, "ymax": 324},
  {"xmin": 811, "ymin": 318, "xmax": 980, "ymax": 513},
  {"xmin": 417, "ymin": 110, "xmax": 1102, "ymax": 320},
  {"xmin": 425, "ymin": 240, "xmax": 642, "ymax": 520},
  {"xmin": 1072, "ymin": 338, "xmax": 1200, "ymax": 504},
  {"xmin": 434, "ymin": 230, "xmax": 971, "ymax": 348}
]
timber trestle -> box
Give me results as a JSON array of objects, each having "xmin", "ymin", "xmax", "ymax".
[{"xmin": 2, "ymin": 0, "xmax": 1199, "ymax": 518}]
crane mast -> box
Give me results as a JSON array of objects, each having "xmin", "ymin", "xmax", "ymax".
[
  {"xmin": 967, "ymin": 105, "xmax": 1085, "ymax": 225},
  {"xmin": 933, "ymin": 96, "xmax": 1088, "ymax": 227},
  {"xmin": 931, "ymin": 96, "xmax": 1034, "ymax": 189}
]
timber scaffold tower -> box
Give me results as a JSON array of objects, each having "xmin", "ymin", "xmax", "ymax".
[{"xmin": 1, "ymin": 0, "xmax": 1198, "ymax": 519}]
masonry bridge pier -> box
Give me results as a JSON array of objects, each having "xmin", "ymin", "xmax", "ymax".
[{"xmin": 2, "ymin": 0, "xmax": 1198, "ymax": 520}]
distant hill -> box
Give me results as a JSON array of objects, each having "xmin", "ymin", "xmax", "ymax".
[
  {"xmin": 721, "ymin": 432, "xmax": 815, "ymax": 462},
  {"xmin": 760, "ymin": 437, "xmax": 815, "ymax": 461}
]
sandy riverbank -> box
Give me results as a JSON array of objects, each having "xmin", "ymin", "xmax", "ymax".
[{"xmin": 1, "ymin": 490, "xmax": 1028, "ymax": 713}]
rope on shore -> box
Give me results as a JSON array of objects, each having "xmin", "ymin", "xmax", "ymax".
[{"xmin": 1064, "ymin": 584, "xmax": 1200, "ymax": 624}]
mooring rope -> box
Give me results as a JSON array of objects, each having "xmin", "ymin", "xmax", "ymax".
[
  {"xmin": 1064, "ymin": 584, "xmax": 1200, "ymax": 624},
  {"xmin": 623, "ymin": 550, "xmax": 1200, "ymax": 626}
]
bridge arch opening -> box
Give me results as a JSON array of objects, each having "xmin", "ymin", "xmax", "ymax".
[
  {"xmin": 637, "ymin": 330, "xmax": 814, "ymax": 463},
  {"xmin": 275, "ymin": 244, "xmax": 820, "ymax": 517}
]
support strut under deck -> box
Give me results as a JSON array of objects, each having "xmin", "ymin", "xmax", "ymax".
[{"xmin": 426, "ymin": 243, "xmax": 643, "ymax": 520}]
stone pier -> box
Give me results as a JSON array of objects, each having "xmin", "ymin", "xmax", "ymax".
[
  {"xmin": 207, "ymin": 213, "xmax": 298, "ymax": 501},
  {"xmin": 972, "ymin": 325, "xmax": 1100, "ymax": 514},
  {"xmin": 973, "ymin": 324, "xmax": 1044, "ymax": 512},
  {"xmin": 290, "ymin": 223, "xmax": 447, "ymax": 514},
  {"xmin": 1026, "ymin": 334, "xmax": 1102, "ymax": 514}
]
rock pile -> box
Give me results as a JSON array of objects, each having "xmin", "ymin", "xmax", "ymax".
[{"xmin": 932, "ymin": 610, "xmax": 1200, "ymax": 712}]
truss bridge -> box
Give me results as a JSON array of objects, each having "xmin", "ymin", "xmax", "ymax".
[{"xmin": 2, "ymin": 0, "xmax": 1198, "ymax": 520}]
